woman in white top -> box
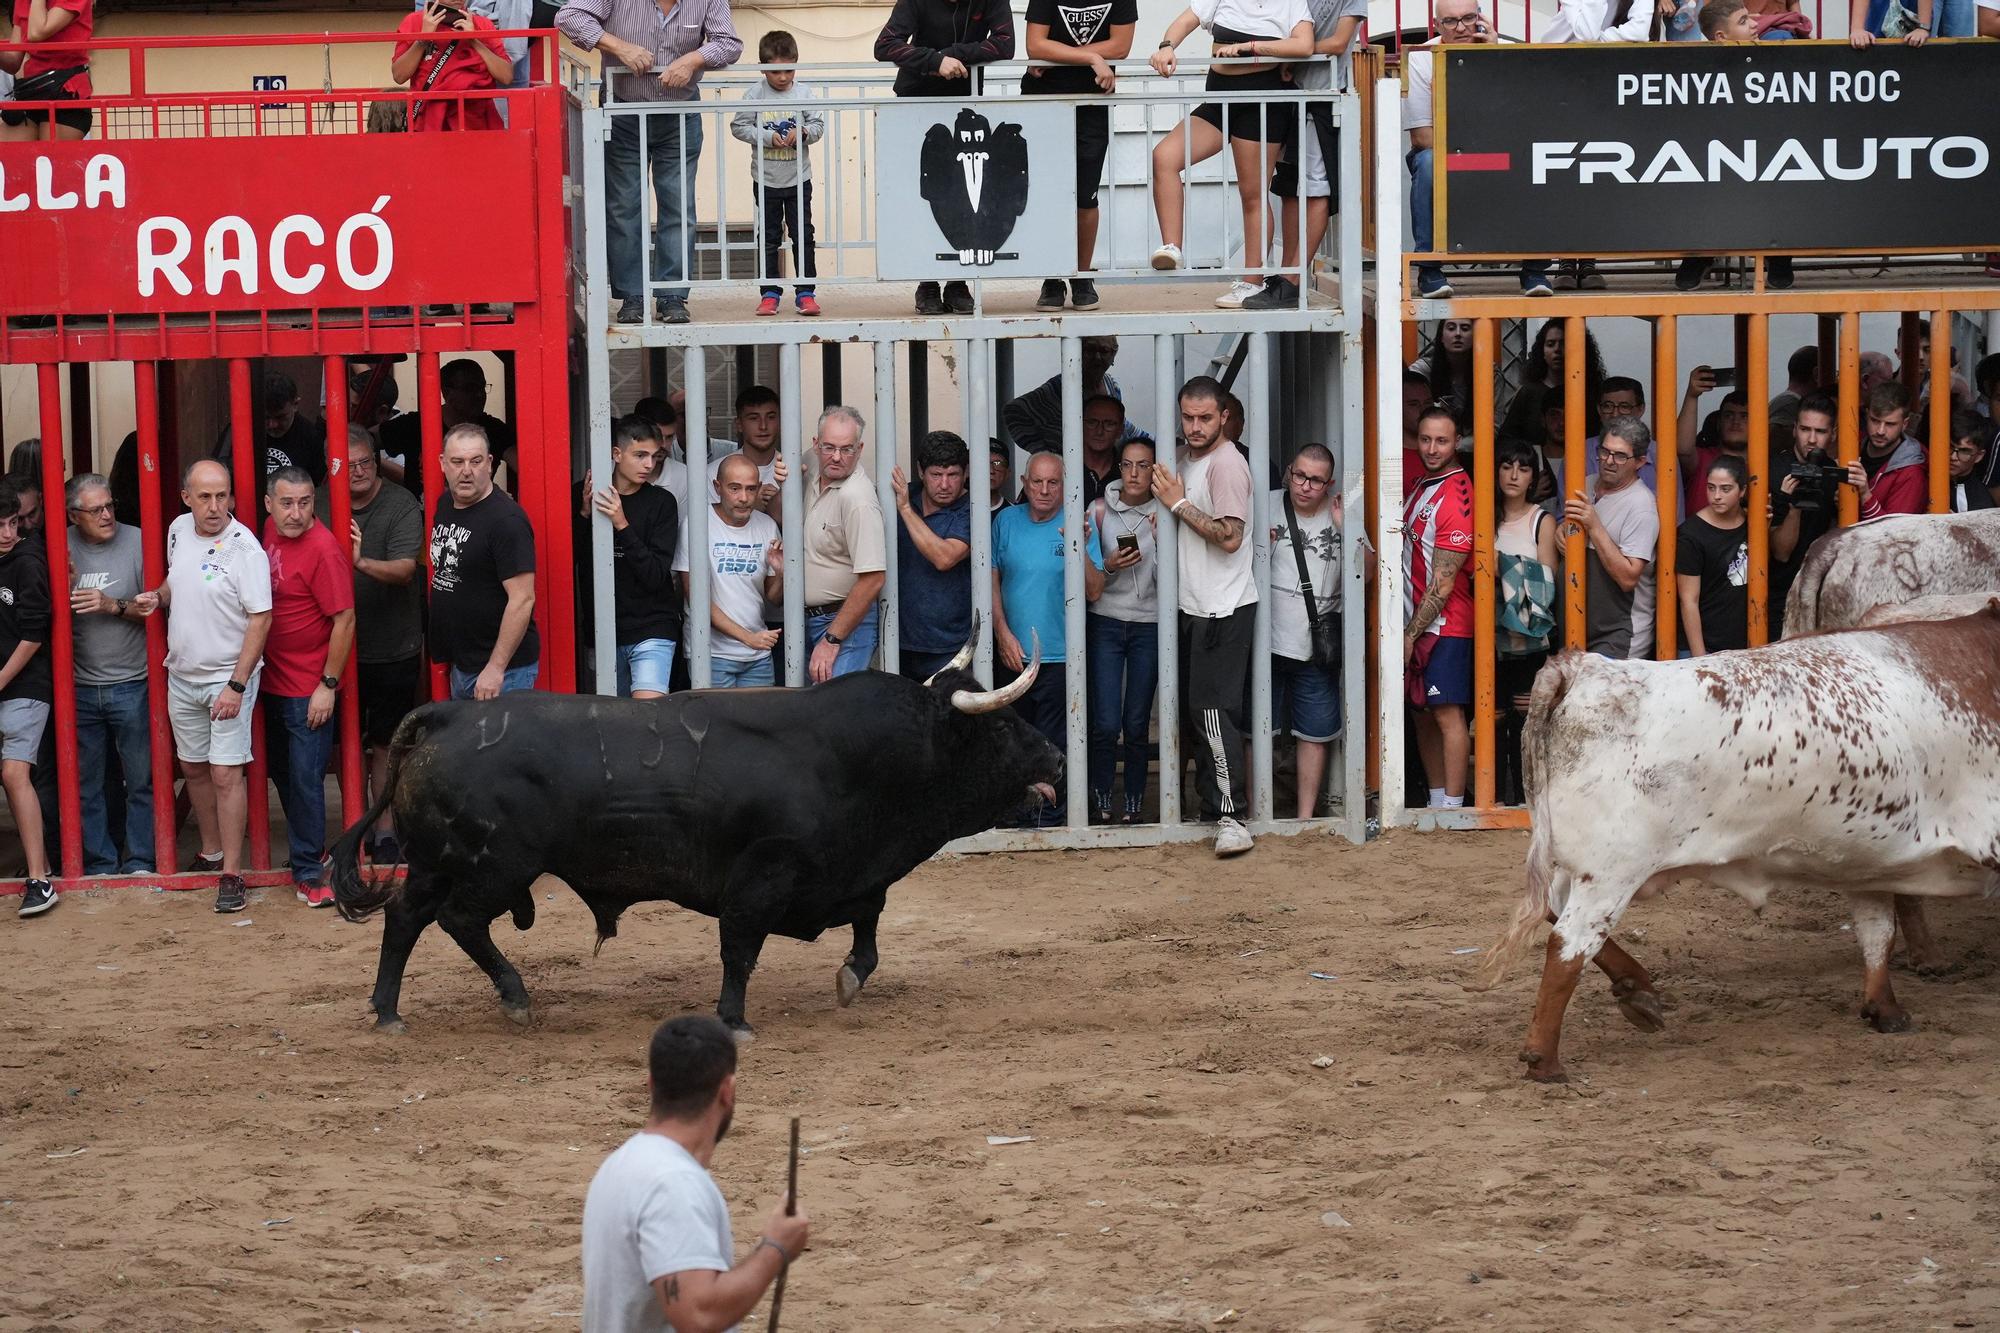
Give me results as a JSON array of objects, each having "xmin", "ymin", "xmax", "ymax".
[
  {"xmin": 1494, "ymin": 438, "xmax": 1556, "ymax": 805},
  {"xmin": 1148, "ymin": 0, "xmax": 1315, "ymax": 309}
]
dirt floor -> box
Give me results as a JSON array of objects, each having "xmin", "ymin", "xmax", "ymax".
[{"xmin": 7, "ymin": 829, "xmax": 2000, "ymax": 1331}]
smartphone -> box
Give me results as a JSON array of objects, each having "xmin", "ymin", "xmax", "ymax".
[
  {"xmin": 1711, "ymin": 366, "xmax": 1739, "ymax": 389},
  {"xmin": 1117, "ymin": 533, "xmax": 1139, "ymax": 554}
]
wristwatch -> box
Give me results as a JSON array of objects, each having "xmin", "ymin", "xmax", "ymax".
[
  {"xmin": 114, "ymin": 598, "xmax": 126, "ymax": 617},
  {"xmin": 824, "ymin": 633, "xmax": 843, "ymax": 647},
  {"xmin": 226, "ymin": 679, "xmax": 248, "ymax": 694},
  {"xmin": 320, "ymin": 674, "xmax": 341, "ymax": 690}
]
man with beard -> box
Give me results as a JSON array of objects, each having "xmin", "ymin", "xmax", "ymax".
[{"xmin": 581, "ymin": 1015, "xmax": 810, "ymax": 1333}]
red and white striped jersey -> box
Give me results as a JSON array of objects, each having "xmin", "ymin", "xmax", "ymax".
[{"xmin": 1401, "ymin": 467, "xmax": 1476, "ymax": 639}]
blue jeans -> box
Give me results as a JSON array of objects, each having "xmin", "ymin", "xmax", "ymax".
[
  {"xmin": 606, "ymin": 106, "xmax": 704, "ymax": 302},
  {"xmin": 807, "ymin": 606, "xmax": 878, "ymax": 677},
  {"xmin": 1409, "ymin": 146, "xmax": 1545, "ymax": 291},
  {"xmin": 262, "ymin": 694, "xmax": 338, "ymax": 884},
  {"xmin": 450, "ymin": 663, "xmax": 540, "ymax": 699},
  {"xmin": 76, "ymin": 679, "xmax": 153, "ymax": 874},
  {"xmin": 710, "ymin": 654, "xmax": 776, "ymax": 688},
  {"xmin": 1086, "ymin": 614, "xmax": 1158, "ymax": 812}
]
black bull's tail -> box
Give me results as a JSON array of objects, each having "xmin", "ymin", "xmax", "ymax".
[{"xmin": 331, "ymin": 706, "xmax": 437, "ymax": 923}]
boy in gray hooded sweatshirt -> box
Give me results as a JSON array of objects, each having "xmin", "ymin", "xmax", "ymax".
[{"xmin": 730, "ymin": 30, "xmax": 826, "ymax": 316}]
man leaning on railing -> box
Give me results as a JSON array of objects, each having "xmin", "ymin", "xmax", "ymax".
[{"xmin": 558, "ymin": 0, "xmax": 744, "ymax": 326}]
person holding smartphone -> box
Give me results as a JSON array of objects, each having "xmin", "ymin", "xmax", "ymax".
[
  {"xmin": 1084, "ymin": 437, "xmax": 1161, "ymax": 825},
  {"xmin": 1675, "ymin": 365, "xmax": 1752, "ymax": 518},
  {"xmin": 392, "ymin": 0, "xmax": 513, "ymax": 132}
]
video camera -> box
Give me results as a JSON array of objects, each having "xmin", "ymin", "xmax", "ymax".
[{"xmin": 1781, "ymin": 449, "xmax": 1848, "ymax": 514}]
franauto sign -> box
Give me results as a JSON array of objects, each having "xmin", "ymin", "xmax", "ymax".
[
  {"xmin": 1437, "ymin": 42, "xmax": 2000, "ymax": 254},
  {"xmin": 0, "ymin": 134, "xmax": 538, "ymax": 314}
]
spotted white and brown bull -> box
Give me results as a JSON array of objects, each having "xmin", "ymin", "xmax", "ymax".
[
  {"xmin": 1783, "ymin": 508, "xmax": 2000, "ymax": 638},
  {"xmin": 1475, "ymin": 606, "xmax": 2000, "ymax": 1083}
]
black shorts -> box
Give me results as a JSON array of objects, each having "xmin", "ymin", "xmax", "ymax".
[
  {"xmin": 358, "ymin": 656, "xmax": 422, "ymax": 747},
  {"xmin": 1076, "ymin": 103, "xmax": 1110, "ymax": 210},
  {"xmin": 1270, "ymin": 98, "xmax": 1338, "ymax": 199},
  {"xmin": 0, "ymin": 104, "xmax": 93, "ymax": 135},
  {"xmin": 1191, "ymin": 47, "xmax": 1295, "ymax": 146}
]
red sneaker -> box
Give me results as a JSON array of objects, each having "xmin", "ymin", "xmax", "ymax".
[
  {"xmin": 796, "ymin": 294, "xmax": 821, "ymax": 317},
  {"xmin": 299, "ymin": 883, "xmax": 335, "ymax": 909},
  {"xmin": 756, "ymin": 295, "xmax": 780, "ymax": 317}
]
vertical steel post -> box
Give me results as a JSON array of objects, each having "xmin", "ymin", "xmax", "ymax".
[
  {"xmin": 1060, "ymin": 338, "xmax": 1090, "ymax": 826},
  {"xmin": 1470, "ymin": 319, "xmax": 1497, "ymax": 809},
  {"xmin": 1246, "ymin": 333, "xmax": 1275, "ymax": 824},
  {"xmin": 36, "ymin": 365, "xmax": 82, "ymax": 881},
  {"xmin": 1652, "ymin": 316, "xmax": 1680, "ymax": 659},
  {"xmin": 873, "ymin": 340, "xmax": 901, "ymax": 677},
  {"xmin": 1745, "ymin": 316, "xmax": 1771, "ymax": 647},
  {"xmin": 1929, "ymin": 309, "xmax": 1952, "ymax": 515},
  {"xmin": 227, "ymin": 358, "xmax": 272, "ymax": 871},
  {"xmin": 581, "ymin": 97, "xmax": 618, "ymax": 695},
  {"xmin": 1371, "ymin": 76, "xmax": 1406, "ymax": 824},
  {"xmin": 780, "ymin": 343, "xmax": 806, "ymax": 687},
  {"xmin": 322, "ymin": 356, "xmax": 365, "ymax": 829},
  {"xmin": 685, "ymin": 347, "xmax": 712, "ymax": 688},
  {"xmin": 1153, "ymin": 335, "xmax": 1182, "ymax": 825},
  {"xmin": 1333, "ymin": 331, "xmax": 1367, "ymax": 839},
  {"xmin": 134, "ymin": 363, "xmax": 177, "ymax": 875},
  {"xmin": 1837, "ymin": 316, "xmax": 1861, "ymax": 528},
  {"xmin": 968, "ymin": 339, "xmax": 995, "ymax": 687},
  {"xmin": 1561, "ymin": 317, "xmax": 1588, "ymax": 654}
]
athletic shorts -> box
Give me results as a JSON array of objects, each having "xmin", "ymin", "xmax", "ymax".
[
  {"xmin": 1272, "ymin": 654, "xmax": 1341, "ymax": 742},
  {"xmin": 358, "ymin": 656, "xmax": 422, "ymax": 747},
  {"xmin": 168, "ymin": 672, "xmax": 261, "ymax": 766},
  {"xmin": 0, "ymin": 697, "xmax": 51, "ymax": 764},
  {"xmin": 0, "ymin": 104, "xmax": 92, "ymax": 135},
  {"xmin": 1407, "ymin": 634, "xmax": 1472, "ymax": 710}
]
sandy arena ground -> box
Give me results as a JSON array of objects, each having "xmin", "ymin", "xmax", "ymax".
[{"xmin": 7, "ymin": 829, "xmax": 2000, "ymax": 1330}]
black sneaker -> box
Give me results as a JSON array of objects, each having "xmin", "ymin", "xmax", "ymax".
[
  {"xmin": 422, "ymin": 303, "xmax": 462, "ymax": 319},
  {"xmin": 18, "ymin": 879, "xmax": 56, "ymax": 918},
  {"xmin": 657, "ymin": 297, "xmax": 690, "ymax": 325},
  {"xmin": 1068, "ymin": 278, "xmax": 1100, "ymax": 310},
  {"xmin": 1767, "ymin": 256, "xmax": 1795, "ymax": 290},
  {"xmin": 191, "ymin": 851, "xmax": 224, "ymax": 875},
  {"xmin": 1242, "ymin": 276, "xmax": 1302, "ymax": 311},
  {"xmin": 614, "ymin": 296, "xmax": 644, "ymax": 325},
  {"xmin": 1674, "ymin": 256, "xmax": 1713, "ymax": 291},
  {"xmin": 914, "ymin": 282, "xmax": 946, "ymax": 316},
  {"xmin": 1036, "ymin": 279, "xmax": 1067, "ymax": 311},
  {"xmin": 215, "ymin": 874, "xmax": 247, "ymax": 914},
  {"xmin": 943, "ymin": 281, "xmax": 974, "ymax": 314}
]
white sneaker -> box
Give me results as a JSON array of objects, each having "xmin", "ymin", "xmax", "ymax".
[
  {"xmin": 1214, "ymin": 817, "xmax": 1254, "ymax": 858},
  {"xmin": 1215, "ymin": 280, "xmax": 1264, "ymax": 309},
  {"xmin": 1151, "ymin": 243, "xmax": 1184, "ymax": 271}
]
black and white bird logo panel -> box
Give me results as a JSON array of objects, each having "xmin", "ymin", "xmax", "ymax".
[
  {"xmin": 1059, "ymin": 3, "xmax": 1113, "ymax": 45},
  {"xmin": 919, "ymin": 107, "xmax": 1031, "ymax": 266}
]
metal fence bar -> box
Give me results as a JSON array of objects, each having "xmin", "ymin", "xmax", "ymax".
[
  {"xmin": 1929, "ymin": 309, "xmax": 1953, "ymax": 514},
  {"xmin": 685, "ymin": 345, "xmax": 713, "ymax": 688},
  {"xmin": 1652, "ymin": 315, "xmax": 1680, "ymax": 659},
  {"xmin": 133, "ymin": 361, "xmax": 179, "ymax": 874},
  {"xmin": 1837, "ymin": 315, "xmax": 1862, "ymax": 528},
  {"xmin": 35, "ymin": 364, "xmax": 81, "ymax": 880},
  {"xmin": 1470, "ymin": 320, "xmax": 1497, "ymax": 809},
  {"xmin": 1333, "ymin": 332, "xmax": 1368, "ymax": 839},
  {"xmin": 581, "ymin": 98, "xmax": 618, "ymax": 695},
  {"xmin": 1561, "ymin": 315, "xmax": 1588, "ymax": 651},
  {"xmin": 1153, "ymin": 334, "xmax": 1183, "ymax": 826},
  {"xmin": 226, "ymin": 356, "xmax": 273, "ymax": 869},
  {"xmin": 1060, "ymin": 336, "xmax": 1089, "ymax": 827},
  {"xmin": 1745, "ymin": 314, "xmax": 1771, "ymax": 648},
  {"xmin": 780, "ymin": 342, "xmax": 806, "ymax": 687},
  {"xmin": 874, "ymin": 339, "xmax": 901, "ymax": 677},
  {"xmin": 321, "ymin": 354, "xmax": 365, "ymax": 831},
  {"xmin": 1246, "ymin": 332, "xmax": 1275, "ymax": 825},
  {"xmin": 968, "ymin": 338, "xmax": 995, "ymax": 688},
  {"xmin": 1370, "ymin": 76, "xmax": 1405, "ymax": 825}
]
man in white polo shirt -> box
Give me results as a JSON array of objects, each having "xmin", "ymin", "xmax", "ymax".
[{"xmin": 153, "ymin": 458, "xmax": 272, "ymax": 914}]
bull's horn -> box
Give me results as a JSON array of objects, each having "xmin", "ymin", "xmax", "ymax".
[
  {"xmin": 950, "ymin": 631, "xmax": 1039, "ymax": 714},
  {"xmin": 924, "ymin": 610, "xmax": 982, "ymax": 686}
]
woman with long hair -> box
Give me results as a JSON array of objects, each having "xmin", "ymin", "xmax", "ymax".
[
  {"xmin": 1500, "ymin": 317, "xmax": 1606, "ymax": 452},
  {"xmin": 1494, "ymin": 438, "xmax": 1556, "ymax": 804},
  {"xmin": 1675, "ymin": 454, "xmax": 1750, "ymax": 656},
  {"xmin": 1411, "ymin": 318, "xmax": 1474, "ymax": 412}
]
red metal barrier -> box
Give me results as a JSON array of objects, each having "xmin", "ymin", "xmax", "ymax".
[
  {"xmin": 37, "ymin": 364, "xmax": 83, "ymax": 881},
  {"xmin": 134, "ymin": 363, "xmax": 178, "ymax": 875}
]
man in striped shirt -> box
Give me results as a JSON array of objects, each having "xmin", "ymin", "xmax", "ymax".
[{"xmin": 1401, "ymin": 404, "xmax": 1475, "ymax": 809}]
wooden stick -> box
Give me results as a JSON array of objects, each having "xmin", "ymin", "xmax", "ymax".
[{"xmin": 767, "ymin": 1117, "xmax": 800, "ymax": 1333}]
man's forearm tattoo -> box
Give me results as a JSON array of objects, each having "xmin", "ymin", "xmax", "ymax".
[
  {"xmin": 1409, "ymin": 549, "xmax": 1467, "ymax": 637},
  {"xmin": 1176, "ymin": 502, "xmax": 1243, "ymax": 549}
]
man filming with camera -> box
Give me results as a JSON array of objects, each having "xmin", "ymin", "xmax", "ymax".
[
  {"xmin": 392, "ymin": 0, "xmax": 513, "ymax": 132},
  {"xmin": 1769, "ymin": 391, "xmax": 1849, "ymax": 634}
]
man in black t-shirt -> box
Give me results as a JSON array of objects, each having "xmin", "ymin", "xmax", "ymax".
[
  {"xmin": 1023, "ymin": 0, "xmax": 1136, "ymax": 313},
  {"xmin": 573, "ymin": 419, "xmax": 683, "ymax": 699},
  {"xmin": 213, "ymin": 372, "xmax": 329, "ymax": 490},
  {"xmin": 380, "ymin": 358, "xmax": 519, "ymax": 506},
  {"xmin": 1769, "ymin": 391, "xmax": 1841, "ymax": 637},
  {"xmin": 429, "ymin": 423, "xmax": 540, "ymax": 700}
]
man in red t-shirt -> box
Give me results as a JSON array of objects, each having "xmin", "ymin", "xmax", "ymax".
[
  {"xmin": 262, "ymin": 468, "xmax": 356, "ymax": 906},
  {"xmin": 1, "ymin": 0, "xmax": 95, "ymax": 142},
  {"xmin": 1401, "ymin": 404, "xmax": 1476, "ymax": 809},
  {"xmin": 391, "ymin": 0, "xmax": 511, "ymax": 133}
]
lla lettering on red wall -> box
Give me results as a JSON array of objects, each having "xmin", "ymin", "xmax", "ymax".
[
  {"xmin": 1436, "ymin": 41, "xmax": 2000, "ymax": 255},
  {"xmin": 0, "ymin": 133, "xmax": 539, "ymax": 315}
]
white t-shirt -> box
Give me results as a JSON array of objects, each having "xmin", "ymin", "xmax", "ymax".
[
  {"xmin": 1402, "ymin": 41, "xmax": 1439, "ymax": 131},
  {"xmin": 649, "ymin": 457, "xmax": 691, "ymax": 515},
  {"xmin": 581, "ymin": 1133, "xmax": 736, "ymax": 1333},
  {"xmin": 1191, "ymin": 0, "xmax": 1310, "ymax": 36},
  {"xmin": 1177, "ymin": 446, "xmax": 1258, "ymax": 618},
  {"xmin": 674, "ymin": 509, "xmax": 781, "ymax": 663},
  {"xmin": 164, "ymin": 514, "xmax": 273, "ymax": 685},
  {"xmin": 1269, "ymin": 493, "xmax": 1365, "ymax": 661}
]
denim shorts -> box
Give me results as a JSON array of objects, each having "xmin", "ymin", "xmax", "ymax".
[
  {"xmin": 618, "ymin": 638, "xmax": 678, "ymax": 696},
  {"xmin": 0, "ymin": 697, "xmax": 51, "ymax": 763},
  {"xmin": 1272, "ymin": 655, "xmax": 1341, "ymax": 743},
  {"xmin": 710, "ymin": 654, "xmax": 776, "ymax": 688},
  {"xmin": 449, "ymin": 663, "xmax": 540, "ymax": 700}
]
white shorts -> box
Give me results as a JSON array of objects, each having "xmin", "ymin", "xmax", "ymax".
[{"xmin": 169, "ymin": 672, "xmax": 260, "ymax": 766}]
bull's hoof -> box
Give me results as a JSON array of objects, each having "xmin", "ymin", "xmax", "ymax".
[
  {"xmin": 726, "ymin": 1023, "xmax": 756, "ymax": 1047},
  {"xmin": 1615, "ymin": 988, "xmax": 1666, "ymax": 1033},
  {"xmin": 1523, "ymin": 1065, "xmax": 1570, "ymax": 1084},
  {"xmin": 836, "ymin": 964, "xmax": 864, "ymax": 1008},
  {"xmin": 375, "ymin": 1016, "xmax": 408, "ymax": 1036},
  {"xmin": 501, "ymin": 1003, "xmax": 533, "ymax": 1028},
  {"xmin": 1863, "ymin": 1003, "xmax": 1913, "ymax": 1034}
]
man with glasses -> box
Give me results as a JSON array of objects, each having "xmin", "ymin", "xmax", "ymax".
[
  {"xmin": 1563, "ymin": 416, "xmax": 1659, "ymax": 660},
  {"xmin": 1403, "ymin": 0, "xmax": 1551, "ymax": 299},
  {"xmin": 381, "ymin": 359, "xmax": 517, "ymax": 506},
  {"xmin": 66, "ymin": 473, "xmax": 158, "ymax": 877},
  {"xmin": 803, "ymin": 406, "xmax": 886, "ymax": 682},
  {"xmin": 1269, "ymin": 444, "xmax": 1362, "ymax": 820},
  {"xmin": 347, "ymin": 426, "xmax": 425, "ymax": 862},
  {"xmin": 429, "ymin": 423, "xmax": 540, "ymax": 700},
  {"xmin": 1552, "ymin": 376, "xmax": 1658, "ymax": 496}
]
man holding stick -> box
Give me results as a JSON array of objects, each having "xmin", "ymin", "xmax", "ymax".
[{"xmin": 582, "ymin": 1015, "xmax": 810, "ymax": 1333}]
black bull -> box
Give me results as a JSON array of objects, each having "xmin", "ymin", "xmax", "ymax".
[{"xmin": 328, "ymin": 651, "xmax": 1063, "ymax": 1037}]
